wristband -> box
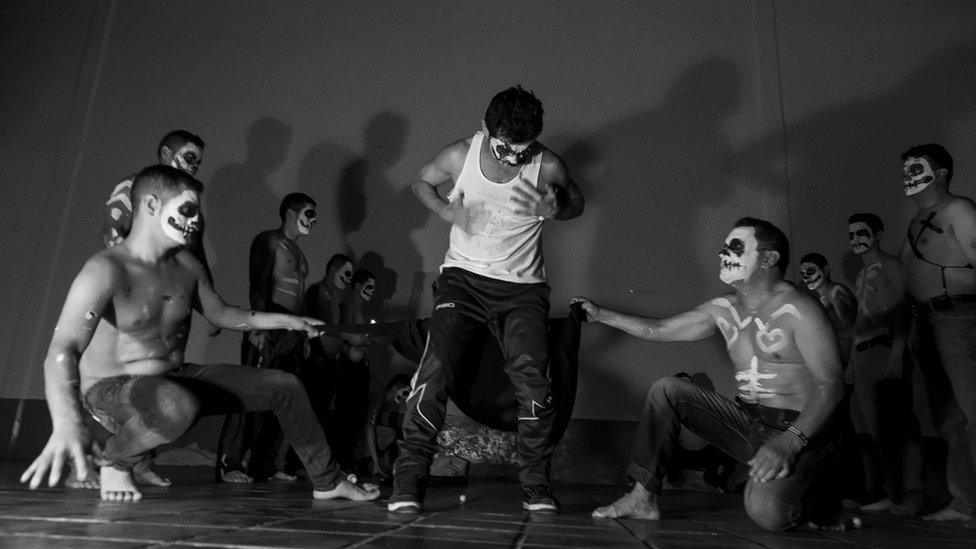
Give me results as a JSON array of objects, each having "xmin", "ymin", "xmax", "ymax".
[{"xmin": 787, "ymin": 425, "xmax": 809, "ymax": 448}]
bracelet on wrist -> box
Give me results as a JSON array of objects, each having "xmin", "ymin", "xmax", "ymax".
[{"xmin": 787, "ymin": 425, "xmax": 809, "ymax": 448}]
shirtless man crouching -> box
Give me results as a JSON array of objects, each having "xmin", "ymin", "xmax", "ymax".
[
  {"xmin": 20, "ymin": 164, "xmax": 379, "ymax": 503},
  {"xmin": 573, "ymin": 217, "xmax": 847, "ymax": 531}
]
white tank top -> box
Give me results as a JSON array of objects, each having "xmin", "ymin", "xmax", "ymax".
[{"xmin": 442, "ymin": 131, "xmax": 546, "ymax": 283}]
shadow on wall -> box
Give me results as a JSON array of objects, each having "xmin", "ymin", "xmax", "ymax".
[
  {"xmin": 559, "ymin": 58, "xmax": 744, "ymax": 402},
  {"xmin": 205, "ymin": 117, "xmax": 293, "ymax": 312},
  {"xmin": 730, "ymin": 41, "xmax": 976, "ymax": 287}
]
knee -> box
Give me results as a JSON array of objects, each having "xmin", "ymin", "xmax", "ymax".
[
  {"xmin": 133, "ymin": 378, "xmax": 199, "ymax": 440},
  {"xmin": 648, "ymin": 376, "xmax": 689, "ymax": 404},
  {"xmin": 266, "ymin": 369, "xmax": 303, "ymax": 394},
  {"xmin": 744, "ymin": 488, "xmax": 801, "ymax": 531}
]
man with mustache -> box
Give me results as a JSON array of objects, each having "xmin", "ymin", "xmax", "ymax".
[
  {"xmin": 899, "ymin": 143, "xmax": 976, "ymax": 523},
  {"xmin": 575, "ymin": 217, "xmax": 846, "ymax": 530},
  {"xmin": 21, "ymin": 165, "xmax": 377, "ymax": 503}
]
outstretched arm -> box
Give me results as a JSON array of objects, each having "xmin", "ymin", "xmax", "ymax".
[
  {"xmin": 21, "ymin": 257, "xmax": 117, "ymax": 488},
  {"xmin": 411, "ymin": 141, "xmax": 466, "ymax": 222},
  {"xmin": 569, "ymin": 296, "xmax": 717, "ymax": 342}
]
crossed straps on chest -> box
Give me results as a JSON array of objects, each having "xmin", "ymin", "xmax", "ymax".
[{"xmin": 907, "ymin": 211, "xmax": 973, "ymax": 269}]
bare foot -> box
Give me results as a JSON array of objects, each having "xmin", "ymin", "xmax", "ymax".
[
  {"xmin": 805, "ymin": 516, "xmax": 862, "ymax": 531},
  {"xmin": 133, "ymin": 462, "xmax": 171, "ymax": 487},
  {"xmin": 923, "ymin": 505, "xmax": 973, "ymax": 522},
  {"xmin": 861, "ymin": 498, "xmax": 896, "ymax": 512},
  {"xmin": 220, "ymin": 470, "xmax": 253, "ymax": 483},
  {"xmin": 592, "ymin": 484, "xmax": 660, "ymax": 520},
  {"xmin": 100, "ymin": 466, "xmax": 143, "ymax": 502},
  {"xmin": 891, "ymin": 496, "xmax": 924, "ymax": 516},
  {"xmin": 313, "ymin": 479, "xmax": 381, "ymax": 501},
  {"xmin": 270, "ymin": 471, "xmax": 297, "ymax": 482}
]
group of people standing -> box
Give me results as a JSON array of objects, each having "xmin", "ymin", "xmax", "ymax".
[{"xmin": 18, "ymin": 85, "xmax": 976, "ymax": 532}]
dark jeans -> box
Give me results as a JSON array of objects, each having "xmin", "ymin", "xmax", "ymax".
[
  {"xmin": 849, "ymin": 342, "xmax": 923, "ymax": 501},
  {"xmin": 395, "ymin": 267, "xmax": 555, "ymax": 485},
  {"xmin": 628, "ymin": 377, "xmax": 842, "ymax": 531},
  {"xmin": 84, "ymin": 362, "xmax": 340, "ymax": 491},
  {"xmin": 912, "ymin": 301, "xmax": 976, "ymax": 515}
]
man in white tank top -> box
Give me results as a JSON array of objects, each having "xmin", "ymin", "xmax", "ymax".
[{"xmin": 389, "ymin": 86, "xmax": 584, "ymax": 514}]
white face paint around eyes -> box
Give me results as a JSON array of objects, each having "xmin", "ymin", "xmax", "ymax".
[
  {"xmin": 799, "ymin": 263, "xmax": 825, "ymax": 290},
  {"xmin": 360, "ymin": 282, "xmax": 376, "ymax": 302},
  {"xmin": 160, "ymin": 189, "xmax": 201, "ymax": 245},
  {"xmin": 848, "ymin": 222, "xmax": 875, "ymax": 255},
  {"xmin": 296, "ymin": 205, "xmax": 316, "ymax": 235},
  {"xmin": 334, "ymin": 265, "xmax": 353, "ymax": 290},
  {"xmin": 488, "ymin": 135, "xmax": 534, "ymax": 166},
  {"xmin": 170, "ymin": 144, "xmax": 203, "ymax": 176},
  {"xmin": 903, "ymin": 156, "xmax": 935, "ymax": 196},
  {"xmin": 719, "ymin": 227, "xmax": 760, "ymax": 285}
]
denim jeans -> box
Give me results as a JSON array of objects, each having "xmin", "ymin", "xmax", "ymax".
[
  {"xmin": 911, "ymin": 301, "xmax": 976, "ymax": 516},
  {"xmin": 628, "ymin": 376, "xmax": 842, "ymax": 531},
  {"xmin": 84, "ymin": 362, "xmax": 341, "ymax": 491},
  {"xmin": 394, "ymin": 267, "xmax": 555, "ymax": 486}
]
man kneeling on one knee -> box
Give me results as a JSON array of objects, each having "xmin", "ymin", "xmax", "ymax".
[
  {"xmin": 573, "ymin": 217, "xmax": 846, "ymax": 531},
  {"xmin": 20, "ymin": 164, "xmax": 379, "ymax": 503}
]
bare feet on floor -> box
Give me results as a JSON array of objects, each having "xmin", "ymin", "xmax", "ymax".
[
  {"xmin": 100, "ymin": 466, "xmax": 142, "ymax": 502},
  {"xmin": 805, "ymin": 516, "xmax": 863, "ymax": 531},
  {"xmin": 861, "ymin": 498, "xmax": 896, "ymax": 512},
  {"xmin": 220, "ymin": 470, "xmax": 254, "ymax": 483},
  {"xmin": 592, "ymin": 484, "xmax": 660, "ymax": 520},
  {"xmin": 313, "ymin": 479, "xmax": 381, "ymax": 501},
  {"xmin": 133, "ymin": 462, "xmax": 171, "ymax": 487},
  {"xmin": 271, "ymin": 471, "xmax": 298, "ymax": 482},
  {"xmin": 923, "ymin": 505, "xmax": 973, "ymax": 522}
]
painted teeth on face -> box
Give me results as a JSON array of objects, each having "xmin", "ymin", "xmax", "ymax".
[{"xmin": 903, "ymin": 157, "xmax": 935, "ymax": 196}]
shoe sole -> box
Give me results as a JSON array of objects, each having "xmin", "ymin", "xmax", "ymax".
[
  {"xmin": 388, "ymin": 500, "xmax": 422, "ymax": 513},
  {"xmin": 523, "ymin": 502, "xmax": 558, "ymax": 513}
]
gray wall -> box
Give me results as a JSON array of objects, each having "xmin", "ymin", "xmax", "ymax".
[{"xmin": 2, "ymin": 0, "xmax": 975, "ymax": 421}]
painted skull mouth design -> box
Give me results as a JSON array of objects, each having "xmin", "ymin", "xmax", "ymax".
[
  {"xmin": 903, "ymin": 176, "xmax": 933, "ymax": 191},
  {"xmin": 168, "ymin": 217, "xmax": 198, "ymax": 241},
  {"xmin": 720, "ymin": 258, "xmax": 742, "ymax": 272},
  {"xmin": 802, "ymin": 273, "xmax": 822, "ymax": 289}
]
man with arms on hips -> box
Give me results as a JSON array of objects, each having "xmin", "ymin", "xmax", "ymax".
[
  {"xmin": 846, "ymin": 212, "xmax": 924, "ymax": 514},
  {"xmin": 575, "ymin": 217, "xmax": 846, "ymax": 531},
  {"xmin": 898, "ymin": 143, "xmax": 976, "ymax": 523},
  {"xmin": 389, "ymin": 85, "xmax": 584, "ymax": 514},
  {"xmin": 21, "ymin": 165, "xmax": 378, "ymax": 503}
]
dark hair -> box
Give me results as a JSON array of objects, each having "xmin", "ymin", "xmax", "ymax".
[
  {"xmin": 352, "ymin": 268, "xmax": 375, "ymax": 287},
  {"xmin": 484, "ymin": 85, "xmax": 544, "ymax": 143},
  {"xmin": 131, "ymin": 164, "xmax": 203, "ymax": 214},
  {"xmin": 799, "ymin": 252, "xmax": 828, "ymax": 269},
  {"xmin": 326, "ymin": 253, "xmax": 354, "ymax": 275},
  {"xmin": 279, "ymin": 192, "xmax": 316, "ymax": 221},
  {"xmin": 157, "ymin": 130, "xmax": 205, "ymax": 159},
  {"xmin": 733, "ymin": 217, "xmax": 790, "ymax": 276},
  {"xmin": 386, "ymin": 373, "xmax": 411, "ymax": 390},
  {"xmin": 848, "ymin": 212, "xmax": 884, "ymax": 234},
  {"xmin": 901, "ymin": 143, "xmax": 953, "ymax": 184}
]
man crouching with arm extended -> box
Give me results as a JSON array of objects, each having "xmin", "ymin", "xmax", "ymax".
[
  {"xmin": 21, "ymin": 164, "xmax": 379, "ymax": 503},
  {"xmin": 573, "ymin": 217, "xmax": 846, "ymax": 531}
]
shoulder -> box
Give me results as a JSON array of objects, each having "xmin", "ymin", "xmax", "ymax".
[
  {"xmin": 174, "ymin": 248, "xmax": 206, "ymax": 277},
  {"xmin": 77, "ymin": 249, "xmax": 125, "ymax": 291},
  {"xmin": 774, "ymin": 282, "xmax": 824, "ymax": 321},
  {"xmin": 943, "ymin": 195, "xmax": 976, "ymax": 220},
  {"xmin": 704, "ymin": 293, "xmax": 739, "ymax": 315},
  {"xmin": 539, "ymin": 146, "xmax": 570, "ymax": 182},
  {"xmin": 252, "ymin": 230, "xmax": 281, "ymax": 246}
]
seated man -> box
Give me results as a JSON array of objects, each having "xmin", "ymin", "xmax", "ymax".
[
  {"xmin": 574, "ymin": 217, "xmax": 846, "ymax": 531},
  {"xmin": 20, "ymin": 165, "xmax": 379, "ymax": 503}
]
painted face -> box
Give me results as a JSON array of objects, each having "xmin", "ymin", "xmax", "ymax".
[
  {"xmin": 333, "ymin": 262, "xmax": 353, "ymax": 290},
  {"xmin": 295, "ymin": 204, "xmax": 316, "ymax": 235},
  {"xmin": 848, "ymin": 222, "xmax": 876, "ymax": 255},
  {"xmin": 389, "ymin": 384, "xmax": 410, "ymax": 405},
  {"xmin": 159, "ymin": 189, "xmax": 201, "ymax": 245},
  {"xmin": 359, "ymin": 279, "xmax": 376, "ymax": 302},
  {"xmin": 169, "ymin": 143, "xmax": 203, "ymax": 176},
  {"xmin": 902, "ymin": 156, "xmax": 935, "ymax": 196},
  {"xmin": 719, "ymin": 227, "xmax": 761, "ymax": 285},
  {"xmin": 488, "ymin": 135, "xmax": 536, "ymax": 166},
  {"xmin": 799, "ymin": 262, "xmax": 825, "ymax": 291}
]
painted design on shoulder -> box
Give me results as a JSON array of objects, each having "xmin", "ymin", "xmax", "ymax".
[
  {"xmin": 84, "ymin": 309, "xmax": 97, "ymax": 321},
  {"xmin": 752, "ymin": 304, "xmax": 801, "ymax": 353},
  {"xmin": 735, "ymin": 356, "xmax": 777, "ymax": 401},
  {"xmin": 711, "ymin": 297, "xmax": 752, "ymax": 348}
]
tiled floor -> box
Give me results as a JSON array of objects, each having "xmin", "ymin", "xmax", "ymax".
[{"xmin": 0, "ymin": 461, "xmax": 973, "ymax": 548}]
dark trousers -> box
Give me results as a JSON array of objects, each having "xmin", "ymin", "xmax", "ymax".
[
  {"xmin": 323, "ymin": 357, "xmax": 371, "ymax": 471},
  {"xmin": 912, "ymin": 301, "xmax": 976, "ymax": 515},
  {"xmin": 628, "ymin": 376, "xmax": 842, "ymax": 531},
  {"xmin": 395, "ymin": 267, "xmax": 555, "ymax": 485},
  {"xmin": 282, "ymin": 356, "xmax": 337, "ymax": 475},
  {"xmin": 84, "ymin": 362, "xmax": 340, "ymax": 491}
]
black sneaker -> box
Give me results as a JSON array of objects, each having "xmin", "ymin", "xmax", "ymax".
[
  {"xmin": 387, "ymin": 473, "xmax": 426, "ymax": 513},
  {"xmin": 522, "ymin": 483, "xmax": 560, "ymax": 513}
]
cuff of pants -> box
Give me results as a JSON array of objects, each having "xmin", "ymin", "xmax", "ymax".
[
  {"xmin": 949, "ymin": 498, "xmax": 975, "ymax": 517},
  {"xmin": 627, "ymin": 462, "xmax": 663, "ymax": 494},
  {"xmin": 91, "ymin": 442, "xmax": 150, "ymax": 472}
]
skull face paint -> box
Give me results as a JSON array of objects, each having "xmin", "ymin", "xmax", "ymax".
[
  {"xmin": 799, "ymin": 262, "xmax": 824, "ymax": 291},
  {"xmin": 295, "ymin": 204, "xmax": 316, "ymax": 236},
  {"xmin": 719, "ymin": 227, "xmax": 760, "ymax": 285},
  {"xmin": 848, "ymin": 222, "xmax": 876, "ymax": 255},
  {"xmin": 902, "ymin": 156, "xmax": 935, "ymax": 196},
  {"xmin": 160, "ymin": 189, "xmax": 201, "ymax": 245},
  {"xmin": 169, "ymin": 143, "xmax": 203, "ymax": 176},
  {"xmin": 359, "ymin": 279, "xmax": 376, "ymax": 302},
  {"xmin": 333, "ymin": 262, "xmax": 353, "ymax": 290},
  {"xmin": 488, "ymin": 135, "xmax": 536, "ymax": 166}
]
